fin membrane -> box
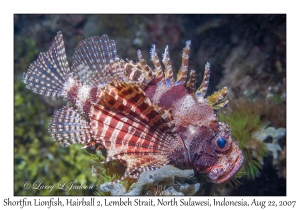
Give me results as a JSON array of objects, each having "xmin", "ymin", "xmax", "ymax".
[
  {"xmin": 71, "ymin": 34, "xmax": 124, "ymax": 87},
  {"xmin": 89, "ymin": 82, "xmax": 175, "ymax": 179},
  {"xmin": 23, "ymin": 31, "xmax": 70, "ymax": 97},
  {"xmin": 48, "ymin": 106, "xmax": 92, "ymax": 147}
]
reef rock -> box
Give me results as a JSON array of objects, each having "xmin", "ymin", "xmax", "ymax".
[
  {"xmin": 99, "ymin": 165, "xmax": 200, "ymax": 196},
  {"xmin": 252, "ymin": 126, "xmax": 286, "ymax": 159}
]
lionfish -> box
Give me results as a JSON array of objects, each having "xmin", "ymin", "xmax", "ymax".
[{"xmin": 23, "ymin": 32, "xmax": 243, "ymax": 183}]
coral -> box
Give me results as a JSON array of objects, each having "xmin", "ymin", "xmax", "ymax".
[
  {"xmin": 172, "ymin": 181, "xmax": 200, "ymax": 196},
  {"xmin": 252, "ymin": 126, "xmax": 286, "ymax": 160},
  {"xmin": 145, "ymin": 185, "xmax": 168, "ymax": 196},
  {"xmin": 99, "ymin": 165, "xmax": 200, "ymax": 196},
  {"xmin": 99, "ymin": 182, "xmax": 127, "ymax": 196}
]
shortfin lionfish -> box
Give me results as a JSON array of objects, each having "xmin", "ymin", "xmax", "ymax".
[{"xmin": 23, "ymin": 32, "xmax": 243, "ymax": 183}]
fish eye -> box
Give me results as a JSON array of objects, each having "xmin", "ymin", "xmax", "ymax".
[{"xmin": 217, "ymin": 137, "xmax": 226, "ymax": 148}]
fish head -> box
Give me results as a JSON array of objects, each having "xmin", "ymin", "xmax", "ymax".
[{"xmin": 187, "ymin": 122, "xmax": 243, "ymax": 183}]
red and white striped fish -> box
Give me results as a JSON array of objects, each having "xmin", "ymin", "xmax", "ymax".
[{"xmin": 23, "ymin": 31, "xmax": 243, "ymax": 183}]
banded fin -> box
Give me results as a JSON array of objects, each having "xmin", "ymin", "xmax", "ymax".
[
  {"xmin": 186, "ymin": 70, "xmax": 196, "ymax": 92},
  {"xmin": 176, "ymin": 40, "xmax": 191, "ymax": 84},
  {"xmin": 134, "ymin": 42, "xmax": 230, "ymax": 113},
  {"xmin": 150, "ymin": 45, "xmax": 165, "ymax": 85},
  {"xmin": 137, "ymin": 49, "xmax": 154, "ymax": 81},
  {"xmin": 22, "ymin": 31, "xmax": 70, "ymax": 97},
  {"xmin": 114, "ymin": 155, "xmax": 168, "ymax": 182},
  {"xmin": 48, "ymin": 106, "xmax": 92, "ymax": 147},
  {"xmin": 194, "ymin": 62, "xmax": 228, "ymax": 109},
  {"xmin": 71, "ymin": 34, "xmax": 123, "ymax": 87},
  {"xmin": 89, "ymin": 82, "xmax": 176, "ymax": 179},
  {"xmin": 206, "ymin": 86, "xmax": 229, "ymax": 109},
  {"xmin": 162, "ymin": 45, "xmax": 174, "ymax": 86},
  {"xmin": 195, "ymin": 62, "xmax": 210, "ymax": 97},
  {"xmin": 123, "ymin": 60, "xmax": 146, "ymax": 84}
]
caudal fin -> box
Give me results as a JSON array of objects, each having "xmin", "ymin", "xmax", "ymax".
[{"xmin": 22, "ymin": 31, "xmax": 70, "ymax": 97}]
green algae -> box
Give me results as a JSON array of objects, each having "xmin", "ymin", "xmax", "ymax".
[
  {"xmin": 218, "ymin": 106, "xmax": 269, "ymax": 183},
  {"xmin": 219, "ymin": 109, "xmax": 261, "ymax": 149}
]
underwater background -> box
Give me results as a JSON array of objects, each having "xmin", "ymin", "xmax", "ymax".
[{"xmin": 14, "ymin": 14, "xmax": 286, "ymax": 196}]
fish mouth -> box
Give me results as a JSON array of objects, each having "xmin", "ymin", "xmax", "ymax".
[{"xmin": 208, "ymin": 146, "xmax": 244, "ymax": 183}]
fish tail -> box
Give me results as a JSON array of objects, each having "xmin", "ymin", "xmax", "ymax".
[{"xmin": 22, "ymin": 31, "xmax": 71, "ymax": 97}]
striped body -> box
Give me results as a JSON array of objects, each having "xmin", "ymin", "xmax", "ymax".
[{"xmin": 23, "ymin": 32, "xmax": 243, "ymax": 183}]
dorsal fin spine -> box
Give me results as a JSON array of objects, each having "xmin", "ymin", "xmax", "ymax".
[
  {"xmin": 176, "ymin": 40, "xmax": 191, "ymax": 83},
  {"xmin": 150, "ymin": 45, "xmax": 165, "ymax": 84},
  {"xmin": 162, "ymin": 45, "xmax": 175, "ymax": 85},
  {"xmin": 195, "ymin": 62, "xmax": 211, "ymax": 98}
]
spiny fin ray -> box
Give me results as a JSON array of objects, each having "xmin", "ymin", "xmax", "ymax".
[
  {"xmin": 176, "ymin": 40, "xmax": 191, "ymax": 84},
  {"xmin": 48, "ymin": 106, "xmax": 92, "ymax": 147},
  {"xmin": 206, "ymin": 86, "xmax": 229, "ymax": 109},
  {"xmin": 162, "ymin": 45, "xmax": 174, "ymax": 85},
  {"xmin": 71, "ymin": 34, "xmax": 122, "ymax": 86},
  {"xmin": 113, "ymin": 155, "xmax": 169, "ymax": 183},
  {"xmin": 186, "ymin": 70, "xmax": 196, "ymax": 92},
  {"xmin": 195, "ymin": 62, "xmax": 210, "ymax": 97},
  {"xmin": 137, "ymin": 50, "xmax": 153, "ymax": 82},
  {"xmin": 150, "ymin": 45, "xmax": 165, "ymax": 84},
  {"xmin": 22, "ymin": 31, "xmax": 70, "ymax": 97},
  {"xmin": 89, "ymin": 82, "xmax": 176, "ymax": 180}
]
